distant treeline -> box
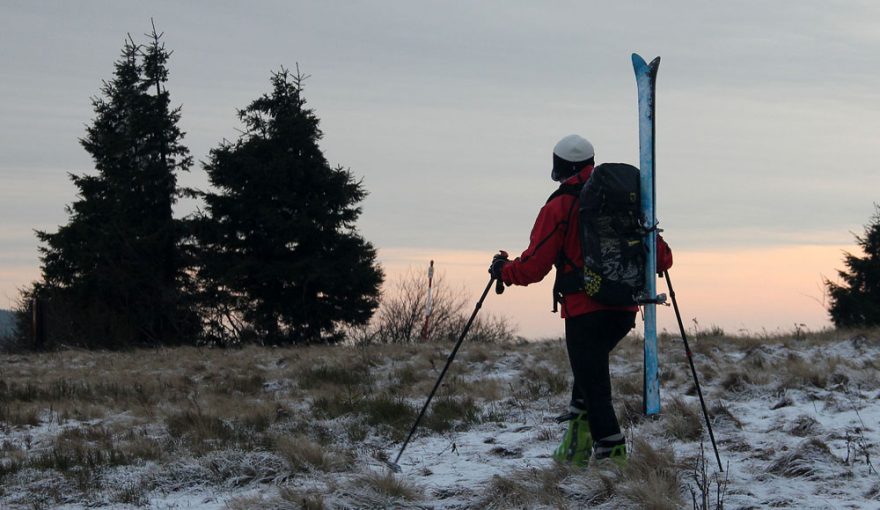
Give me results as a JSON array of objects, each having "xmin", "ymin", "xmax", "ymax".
[{"xmin": 12, "ymin": 27, "xmax": 382, "ymax": 349}]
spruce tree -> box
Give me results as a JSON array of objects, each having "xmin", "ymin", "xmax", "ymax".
[
  {"xmin": 827, "ymin": 205, "xmax": 880, "ymax": 328},
  {"xmin": 193, "ymin": 69, "xmax": 383, "ymax": 345},
  {"xmin": 30, "ymin": 28, "xmax": 197, "ymax": 347}
]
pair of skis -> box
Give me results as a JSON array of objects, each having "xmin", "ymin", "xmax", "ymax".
[
  {"xmin": 632, "ymin": 53, "xmax": 662, "ymax": 416},
  {"xmin": 635, "ymin": 54, "xmax": 723, "ymax": 471}
]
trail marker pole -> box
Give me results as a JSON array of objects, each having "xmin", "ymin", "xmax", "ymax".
[{"xmin": 420, "ymin": 260, "xmax": 434, "ymax": 341}]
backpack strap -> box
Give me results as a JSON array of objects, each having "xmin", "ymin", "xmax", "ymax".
[
  {"xmin": 546, "ymin": 183, "xmax": 585, "ymax": 312},
  {"xmin": 546, "ymin": 183, "xmax": 581, "ymax": 204}
]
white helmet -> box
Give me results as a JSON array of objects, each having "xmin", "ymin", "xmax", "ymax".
[{"xmin": 552, "ymin": 134, "xmax": 594, "ymax": 181}]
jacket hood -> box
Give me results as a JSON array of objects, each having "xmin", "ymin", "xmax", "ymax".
[{"xmin": 563, "ymin": 164, "xmax": 594, "ymax": 186}]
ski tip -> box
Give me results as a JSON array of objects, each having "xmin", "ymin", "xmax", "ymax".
[
  {"xmin": 631, "ymin": 53, "xmax": 647, "ymax": 67},
  {"xmin": 632, "ymin": 53, "xmax": 661, "ymax": 77},
  {"xmin": 632, "ymin": 54, "xmax": 661, "ymax": 67}
]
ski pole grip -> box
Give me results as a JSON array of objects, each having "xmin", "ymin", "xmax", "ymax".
[{"xmin": 493, "ymin": 250, "xmax": 509, "ymax": 295}]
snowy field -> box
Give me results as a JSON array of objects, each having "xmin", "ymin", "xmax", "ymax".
[{"xmin": 0, "ymin": 330, "xmax": 878, "ymax": 509}]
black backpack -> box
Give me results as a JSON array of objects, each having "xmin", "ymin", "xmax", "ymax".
[{"xmin": 552, "ymin": 163, "xmax": 646, "ymax": 308}]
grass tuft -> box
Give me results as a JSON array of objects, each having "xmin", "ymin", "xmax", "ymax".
[
  {"xmin": 424, "ymin": 396, "xmax": 480, "ymax": 433},
  {"xmin": 664, "ymin": 397, "xmax": 703, "ymax": 441},
  {"xmin": 356, "ymin": 470, "xmax": 422, "ymax": 501},
  {"xmin": 479, "ymin": 464, "xmax": 569, "ymax": 508},
  {"xmin": 275, "ymin": 435, "xmax": 350, "ymax": 472},
  {"xmin": 279, "ymin": 486, "xmax": 326, "ymax": 509},
  {"xmin": 768, "ymin": 438, "xmax": 834, "ymax": 478},
  {"xmin": 617, "ymin": 437, "xmax": 683, "ymax": 510}
]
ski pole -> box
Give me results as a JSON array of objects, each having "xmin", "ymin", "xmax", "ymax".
[
  {"xmin": 663, "ymin": 269, "xmax": 723, "ymax": 472},
  {"xmin": 387, "ymin": 275, "xmax": 496, "ymax": 473}
]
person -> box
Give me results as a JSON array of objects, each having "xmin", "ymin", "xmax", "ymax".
[{"xmin": 489, "ymin": 134, "xmax": 673, "ymax": 467}]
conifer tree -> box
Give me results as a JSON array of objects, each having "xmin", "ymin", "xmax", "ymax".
[
  {"xmin": 28, "ymin": 27, "xmax": 197, "ymax": 347},
  {"xmin": 827, "ymin": 205, "xmax": 880, "ymax": 328},
  {"xmin": 193, "ymin": 68, "xmax": 383, "ymax": 345}
]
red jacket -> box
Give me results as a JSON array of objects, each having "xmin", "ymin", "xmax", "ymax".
[{"xmin": 500, "ymin": 165, "xmax": 673, "ymax": 318}]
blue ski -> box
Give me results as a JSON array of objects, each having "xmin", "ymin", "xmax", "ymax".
[{"xmin": 632, "ymin": 53, "xmax": 661, "ymax": 416}]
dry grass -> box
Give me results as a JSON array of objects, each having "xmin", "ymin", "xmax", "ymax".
[
  {"xmin": 1, "ymin": 328, "xmax": 877, "ymax": 507},
  {"xmin": 785, "ymin": 414, "xmax": 822, "ymax": 437},
  {"xmin": 616, "ymin": 437, "xmax": 684, "ymax": 509},
  {"xmin": 768, "ymin": 438, "xmax": 836, "ymax": 478},
  {"xmin": 278, "ymin": 486, "xmax": 326, "ymax": 509},
  {"xmin": 350, "ymin": 470, "xmax": 423, "ymax": 504},
  {"xmin": 612, "ymin": 369, "xmax": 643, "ymax": 398},
  {"xmin": 275, "ymin": 434, "xmax": 351, "ymax": 472},
  {"xmin": 513, "ymin": 363, "xmax": 569, "ymax": 400},
  {"xmin": 479, "ymin": 464, "xmax": 570, "ymax": 509},
  {"xmin": 708, "ymin": 401, "xmax": 743, "ymax": 431},
  {"xmin": 664, "ymin": 397, "xmax": 704, "ymax": 441}
]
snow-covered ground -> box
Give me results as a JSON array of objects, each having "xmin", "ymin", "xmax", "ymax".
[{"xmin": 0, "ymin": 332, "xmax": 878, "ymax": 509}]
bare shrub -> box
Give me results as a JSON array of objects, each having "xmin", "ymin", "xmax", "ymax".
[
  {"xmin": 373, "ymin": 269, "xmax": 466, "ymax": 343},
  {"xmin": 689, "ymin": 442, "xmax": 728, "ymax": 510},
  {"xmin": 371, "ymin": 269, "xmax": 515, "ymax": 344}
]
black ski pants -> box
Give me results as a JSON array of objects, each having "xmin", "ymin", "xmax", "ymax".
[{"xmin": 564, "ymin": 310, "xmax": 637, "ymax": 441}]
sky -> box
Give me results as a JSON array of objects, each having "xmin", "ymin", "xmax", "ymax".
[{"xmin": 1, "ymin": 1, "xmax": 878, "ymax": 339}]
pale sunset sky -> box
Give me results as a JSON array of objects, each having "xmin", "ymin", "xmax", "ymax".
[{"xmin": 2, "ymin": 2, "xmax": 878, "ymax": 339}]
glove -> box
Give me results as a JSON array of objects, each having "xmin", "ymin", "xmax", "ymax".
[{"xmin": 488, "ymin": 251, "xmax": 509, "ymax": 280}]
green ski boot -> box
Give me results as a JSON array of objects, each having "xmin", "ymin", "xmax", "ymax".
[
  {"xmin": 594, "ymin": 435, "xmax": 627, "ymax": 468},
  {"xmin": 552, "ymin": 411, "xmax": 593, "ymax": 467}
]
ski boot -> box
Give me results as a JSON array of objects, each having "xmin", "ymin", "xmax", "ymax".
[
  {"xmin": 594, "ymin": 434, "xmax": 627, "ymax": 468},
  {"xmin": 552, "ymin": 410, "xmax": 592, "ymax": 467}
]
